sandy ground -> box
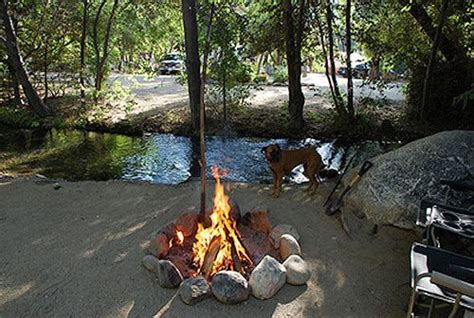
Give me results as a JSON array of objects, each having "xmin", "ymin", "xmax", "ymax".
[
  {"xmin": 0, "ymin": 177, "xmax": 417, "ymax": 317},
  {"xmin": 108, "ymin": 73, "xmax": 405, "ymax": 118}
]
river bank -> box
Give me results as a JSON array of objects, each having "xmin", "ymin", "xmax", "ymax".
[{"xmin": 0, "ymin": 97, "xmax": 434, "ymax": 144}]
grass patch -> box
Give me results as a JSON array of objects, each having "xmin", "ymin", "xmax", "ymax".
[{"xmin": 0, "ymin": 106, "xmax": 43, "ymax": 129}]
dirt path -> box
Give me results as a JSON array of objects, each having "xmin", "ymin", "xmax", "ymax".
[
  {"xmin": 0, "ymin": 177, "xmax": 416, "ymax": 317},
  {"xmin": 108, "ymin": 73, "xmax": 405, "ymax": 119}
]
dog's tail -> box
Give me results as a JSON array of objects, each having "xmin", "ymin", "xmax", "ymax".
[{"xmin": 318, "ymin": 163, "xmax": 339, "ymax": 179}]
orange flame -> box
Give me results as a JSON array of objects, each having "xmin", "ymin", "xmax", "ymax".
[
  {"xmin": 169, "ymin": 230, "xmax": 185, "ymax": 249},
  {"xmin": 176, "ymin": 230, "xmax": 184, "ymax": 245},
  {"xmin": 192, "ymin": 166, "xmax": 253, "ymax": 277}
]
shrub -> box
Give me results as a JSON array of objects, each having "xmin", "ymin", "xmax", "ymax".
[
  {"xmin": 0, "ymin": 106, "xmax": 41, "ymax": 128},
  {"xmin": 272, "ymin": 67, "xmax": 288, "ymax": 83},
  {"xmin": 234, "ymin": 63, "xmax": 252, "ymax": 83}
]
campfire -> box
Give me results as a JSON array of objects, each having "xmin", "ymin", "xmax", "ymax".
[
  {"xmin": 142, "ymin": 167, "xmax": 310, "ymax": 305},
  {"xmin": 192, "ymin": 167, "xmax": 254, "ymax": 278}
]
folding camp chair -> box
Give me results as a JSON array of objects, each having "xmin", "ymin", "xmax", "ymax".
[
  {"xmin": 407, "ymin": 243, "xmax": 474, "ymax": 317},
  {"xmin": 417, "ymin": 199, "xmax": 474, "ymax": 249}
]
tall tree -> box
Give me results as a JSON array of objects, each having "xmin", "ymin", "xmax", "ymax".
[
  {"xmin": 80, "ymin": 0, "xmax": 89, "ymax": 108},
  {"xmin": 91, "ymin": 0, "xmax": 119, "ymax": 93},
  {"xmin": 324, "ymin": 0, "xmax": 345, "ymax": 116},
  {"xmin": 344, "ymin": 0, "xmax": 354, "ymax": 119},
  {"xmin": 0, "ymin": 0, "xmax": 50, "ymax": 116},
  {"xmin": 282, "ymin": 0, "xmax": 306, "ymax": 131},
  {"xmin": 181, "ymin": 0, "xmax": 201, "ymax": 133},
  {"xmin": 420, "ymin": 0, "xmax": 449, "ymax": 120},
  {"xmin": 315, "ymin": 11, "xmax": 337, "ymax": 111}
]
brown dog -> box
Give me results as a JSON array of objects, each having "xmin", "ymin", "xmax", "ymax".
[{"xmin": 262, "ymin": 144, "xmax": 323, "ymax": 197}]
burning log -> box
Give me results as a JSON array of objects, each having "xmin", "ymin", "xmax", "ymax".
[
  {"xmin": 230, "ymin": 240, "xmax": 243, "ymax": 274},
  {"xmin": 200, "ymin": 235, "xmax": 221, "ymax": 279}
]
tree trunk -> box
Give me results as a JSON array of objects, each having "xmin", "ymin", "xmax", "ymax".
[
  {"xmin": 0, "ymin": 0, "xmax": 50, "ymax": 116},
  {"xmin": 223, "ymin": 72, "xmax": 227, "ymax": 123},
  {"xmin": 92, "ymin": 0, "xmax": 119, "ymax": 95},
  {"xmin": 420, "ymin": 0, "xmax": 450, "ymax": 120},
  {"xmin": 345, "ymin": 0, "xmax": 354, "ymax": 119},
  {"xmin": 80, "ymin": 0, "xmax": 88, "ymax": 109},
  {"xmin": 283, "ymin": 0, "xmax": 305, "ymax": 131},
  {"xmin": 315, "ymin": 12, "xmax": 337, "ymax": 109},
  {"xmin": 95, "ymin": 67, "xmax": 104, "ymax": 92},
  {"xmin": 324, "ymin": 0, "xmax": 345, "ymax": 116},
  {"xmin": 369, "ymin": 57, "xmax": 380, "ymax": 80},
  {"xmin": 256, "ymin": 54, "xmax": 263, "ymax": 74},
  {"xmin": 181, "ymin": 0, "xmax": 201, "ymax": 134},
  {"xmin": 43, "ymin": 37, "xmax": 48, "ymax": 101},
  {"xmin": 6, "ymin": 58, "xmax": 21, "ymax": 104}
]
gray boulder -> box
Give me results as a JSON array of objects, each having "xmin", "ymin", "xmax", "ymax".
[
  {"xmin": 179, "ymin": 275, "xmax": 211, "ymax": 305},
  {"xmin": 142, "ymin": 255, "xmax": 160, "ymax": 272},
  {"xmin": 211, "ymin": 271, "xmax": 249, "ymax": 304},
  {"xmin": 343, "ymin": 131, "xmax": 474, "ymax": 229},
  {"xmin": 249, "ymin": 255, "xmax": 286, "ymax": 299}
]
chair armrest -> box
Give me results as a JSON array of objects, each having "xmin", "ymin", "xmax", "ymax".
[{"xmin": 431, "ymin": 271, "xmax": 474, "ymax": 298}]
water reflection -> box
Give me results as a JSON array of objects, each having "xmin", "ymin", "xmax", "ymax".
[
  {"xmin": 0, "ymin": 128, "xmax": 400, "ymax": 184},
  {"xmin": 122, "ymin": 134, "xmax": 192, "ymax": 184}
]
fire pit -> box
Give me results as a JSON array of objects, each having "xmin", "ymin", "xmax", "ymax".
[{"xmin": 142, "ymin": 167, "xmax": 310, "ymax": 304}]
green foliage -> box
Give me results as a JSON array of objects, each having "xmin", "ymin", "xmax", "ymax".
[
  {"xmin": 2, "ymin": 0, "xmax": 472, "ymax": 134},
  {"xmin": 406, "ymin": 60, "xmax": 473, "ymax": 122},
  {"xmin": 354, "ymin": 0, "xmax": 473, "ymax": 122},
  {"xmin": 0, "ymin": 107, "xmax": 41, "ymax": 129},
  {"xmin": 272, "ymin": 67, "xmax": 288, "ymax": 83},
  {"xmin": 206, "ymin": 84, "xmax": 251, "ymax": 112},
  {"xmin": 453, "ymin": 88, "xmax": 474, "ymax": 111},
  {"xmin": 233, "ymin": 63, "xmax": 252, "ymax": 84},
  {"xmin": 354, "ymin": 0, "xmax": 430, "ymax": 70},
  {"xmin": 245, "ymin": 1, "xmax": 285, "ymax": 56},
  {"xmin": 357, "ymin": 96, "xmax": 388, "ymax": 109}
]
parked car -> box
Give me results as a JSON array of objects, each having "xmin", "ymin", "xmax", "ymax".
[
  {"xmin": 338, "ymin": 66, "xmax": 348, "ymax": 77},
  {"xmin": 353, "ymin": 63, "xmax": 370, "ymax": 79},
  {"xmin": 158, "ymin": 53, "xmax": 185, "ymax": 75},
  {"xmin": 337, "ymin": 63, "xmax": 370, "ymax": 79}
]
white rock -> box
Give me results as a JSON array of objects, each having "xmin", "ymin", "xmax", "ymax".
[
  {"xmin": 249, "ymin": 255, "xmax": 286, "ymax": 299},
  {"xmin": 270, "ymin": 224, "xmax": 300, "ymax": 248},
  {"xmin": 279, "ymin": 234, "xmax": 301, "ymax": 260},
  {"xmin": 283, "ymin": 255, "xmax": 311, "ymax": 285}
]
